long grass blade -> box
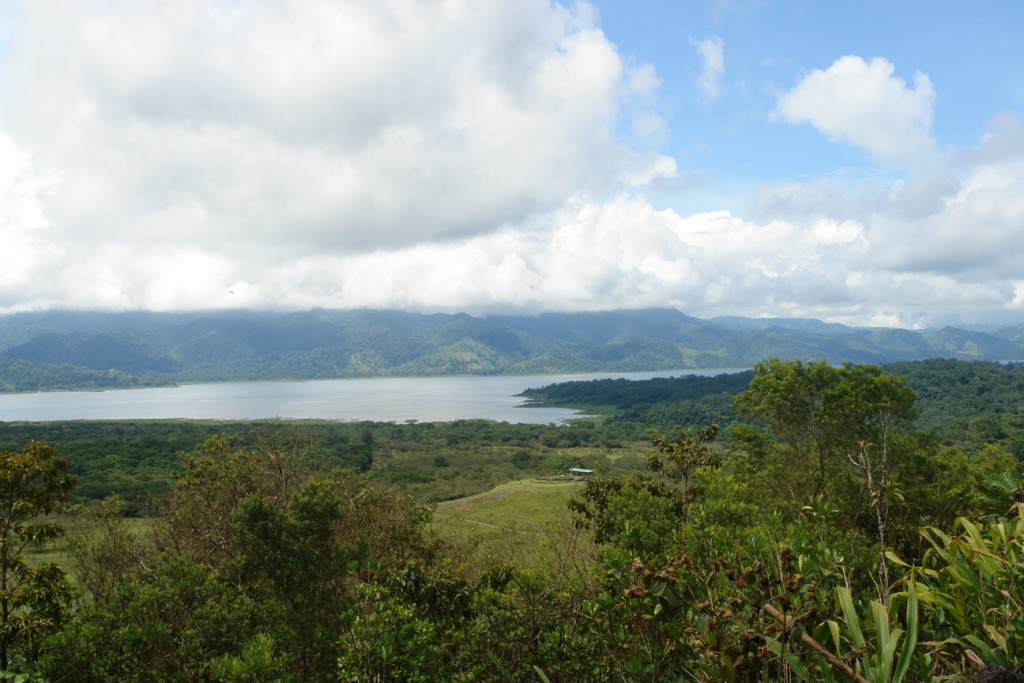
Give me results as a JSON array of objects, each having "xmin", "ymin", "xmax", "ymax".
[
  {"xmin": 837, "ymin": 587, "xmax": 866, "ymax": 651},
  {"xmin": 892, "ymin": 586, "xmax": 919, "ymax": 683}
]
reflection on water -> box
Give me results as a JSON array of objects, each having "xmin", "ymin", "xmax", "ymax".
[{"xmin": 0, "ymin": 370, "xmax": 741, "ymax": 424}]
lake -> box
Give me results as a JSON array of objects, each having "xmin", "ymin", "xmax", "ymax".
[{"xmin": 0, "ymin": 370, "xmax": 741, "ymax": 423}]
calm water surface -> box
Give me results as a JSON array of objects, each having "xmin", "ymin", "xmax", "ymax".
[{"xmin": 0, "ymin": 370, "xmax": 741, "ymax": 424}]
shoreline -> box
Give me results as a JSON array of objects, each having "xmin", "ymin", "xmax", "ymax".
[
  {"xmin": 0, "ymin": 370, "xmax": 720, "ymax": 424},
  {"xmin": 1, "ymin": 367, "xmax": 737, "ymax": 397}
]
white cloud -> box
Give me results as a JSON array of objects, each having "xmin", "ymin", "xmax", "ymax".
[
  {"xmin": 6, "ymin": 147, "xmax": 1024, "ymax": 328},
  {"xmin": 775, "ymin": 56, "xmax": 936, "ymax": 167},
  {"xmin": 3, "ymin": 6, "xmax": 1024, "ymax": 330},
  {"xmin": 872, "ymin": 158, "xmax": 1024, "ymax": 277},
  {"xmin": 0, "ymin": 0, "xmax": 669, "ymax": 261},
  {"xmin": 692, "ymin": 36, "xmax": 725, "ymax": 102},
  {"xmin": 626, "ymin": 63, "xmax": 661, "ymax": 97},
  {"xmin": 18, "ymin": 194, "xmax": 869, "ymax": 320},
  {"xmin": 747, "ymin": 112, "xmax": 1024, "ymax": 324}
]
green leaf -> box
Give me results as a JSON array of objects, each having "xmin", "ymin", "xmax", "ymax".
[
  {"xmin": 486, "ymin": 652, "xmax": 517, "ymax": 682},
  {"xmin": 892, "ymin": 585, "xmax": 920, "ymax": 683},
  {"xmin": 870, "ymin": 600, "xmax": 896, "ymax": 682},
  {"xmin": 983, "ymin": 624, "xmax": 1008, "ymax": 650},
  {"xmin": 884, "ymin": 550, "xmax": 910, "ymax": 567},
  {"xmin": 836, "ymin": 587, "xmax": 866, "ymax": 651},
  {"xmin": 767, "ymin": 639, "xmax": 812, "ymax": 680}
]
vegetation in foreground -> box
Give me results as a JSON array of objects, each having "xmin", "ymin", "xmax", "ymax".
[{"xmin": 0, "ymin": 357, "xmax": 1021, "ymax": 680}]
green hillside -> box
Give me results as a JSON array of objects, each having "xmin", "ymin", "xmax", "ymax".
[{"xmin": 3, "ymin": 308, "xmax": 1024, "ymax": 391}]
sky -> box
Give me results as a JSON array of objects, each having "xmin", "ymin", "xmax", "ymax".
[{"xmin": 1, "ymin": 1, "xmax": 1023, "ymax": 328}]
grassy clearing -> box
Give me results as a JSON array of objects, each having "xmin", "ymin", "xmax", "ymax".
[
  {"xmin": 25, "ymin": 515, "xmax": 152, "ymax": 577},
  {"xmin": 25, "ymin": 544, "xmax": 67, "ymax": 570},
  {"xmin": 561, "ymin": 444, "xmax": 644, "ymax": 462},
  {"xmin": 434, "ymin": 478, "xmax": 583, "ymax": 531},
  {"xmin": 431, "ymin": 478, "xmax": 598, "ymax": 577}
]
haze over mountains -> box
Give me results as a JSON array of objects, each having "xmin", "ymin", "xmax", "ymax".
[{"xmin": 2, "ymin": 308, "xmax": 1024, "ymax": 393}]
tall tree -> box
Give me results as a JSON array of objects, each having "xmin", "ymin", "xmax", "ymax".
[
  {"xmin": 732, "ymin": 358, "xmax": 916, "ymax": 499},
  {"xmin": 733, "ymin": 358, "xmax": 917, "ymax": 596},
  {"xmin": 0, "ymin": 441, "xmax": 76, "ymax": 672}
]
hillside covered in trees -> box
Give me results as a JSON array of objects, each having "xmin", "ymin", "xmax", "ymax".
[{"xmin": 5, "ymin": 308, "xmax": 1024, "ymax": 391}]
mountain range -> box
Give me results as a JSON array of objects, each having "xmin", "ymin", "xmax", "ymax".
[{"xmin": 2, "ymin": 308, "xmax": 1024, "ymax": 392}]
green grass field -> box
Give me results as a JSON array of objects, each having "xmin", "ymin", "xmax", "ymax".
[
  {"xmin": 433, "ymin": 478, "xmax": 583, "ymax": 531},
  {"xmin": 431, "ymin": 477, "xmax": 599, "ymax": 578},
  {"xmin": 25, "ymin": 515, "xmax": 152, "ymax": 577}
]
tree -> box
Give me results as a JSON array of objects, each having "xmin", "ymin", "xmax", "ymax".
[
  {"xmin": 0, "ymin": 441, "xmax": 76, "ymax": 672},
  {"xmin": 46, "ymin": 427, "xmax": 441, "ymax": 680},
  {"xmin": 733, "ymin": 358, "xmax": 916, "ymax": 500},
  {"xmin": 732, "ymin": 358, "xmax": 917, "ymax": 597},
  {"xmin": 646, "ymin": 424, "xmax": 720, "ymax": 491},
  {"xmin": 568, "ymin": 426, "xmax": 719, "ymax": 556},
  {"xmin": 65, "ymin": 495, "xmax": 144, "ymax": 608},
  {"xmin": 839, "ymin": 369, "xmax": 918, "ymax": 601}
]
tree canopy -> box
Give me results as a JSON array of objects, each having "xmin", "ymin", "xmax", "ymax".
[{"xmin": 0, "ymin": 441, "xmax": 75, "ymax": 672}]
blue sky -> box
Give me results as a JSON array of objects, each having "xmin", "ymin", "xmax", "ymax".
[
  {"xmin": 598, "ymin": 0, "xmax": 1024, "ymax": 208},
  {"xmin": 0, "ymin": 0, "xmax": 1022, "ymax": 328}
]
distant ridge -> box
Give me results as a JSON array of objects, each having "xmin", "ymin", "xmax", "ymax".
[
  {"xmin": 2, "ymin": 308, "xmax": 1023, "ymax": 392},
  {"xmin": 709, "ymin": 315, "xmax": 867, "ymax": 335}
]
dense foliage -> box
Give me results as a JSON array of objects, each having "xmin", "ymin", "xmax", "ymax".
[
  {"xmin": 0, "ymin": 419, "xmax": 645, "ymax": 512},
  {"xmin": 527, "ymin": 359, "xmax": 1024, "ymax": 455},
  {"xmin": 0, "ymin": 357, "xmax": 1022, "ymax": 679},
  {"xmin": 888, "ymin": 359, "xmax": 1024, "ymax": 455},
  {"xmin": 0, "ymin": 357, "xmax": 165, "ymax": 393},
  {"xmin": 0, "ymin": 442, "xmax": 75, "ymax": 672}
]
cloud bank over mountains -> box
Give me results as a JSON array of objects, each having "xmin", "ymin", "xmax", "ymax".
[{"xmin": 0, "ymin": 0, "xmax": 1022, "ymax": 328}]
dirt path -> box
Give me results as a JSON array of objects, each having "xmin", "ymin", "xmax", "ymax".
[
  {"xmin": 435, "ymin": 484, "xmax": 534, "ymax": 510},
  {"xmin": 432, "ymin": 512, "xmax": 501, "ymax": 529}
]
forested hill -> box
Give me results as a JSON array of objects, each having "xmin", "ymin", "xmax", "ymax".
[
  {"xmin": 522, "ymin": 358, "xmax": 1024, "ymax": 455},
  {"xmin": 2, "ymin": 307, "xmax": 1024, "ymax": 391}
]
